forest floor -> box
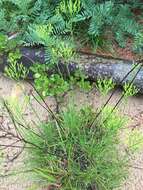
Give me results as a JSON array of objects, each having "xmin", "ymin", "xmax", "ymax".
[
  {"xmin": 0, "ymin": 74, "xmax": 143, "ymax": 190},
  {"xmin": 80, "ymin": 36, "xmax": 143, "ymax": 61}
]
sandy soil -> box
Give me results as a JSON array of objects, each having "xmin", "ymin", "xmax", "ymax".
[{"xmin": 0, "ymin": 73, "xmax": 143, "ymax": 190}]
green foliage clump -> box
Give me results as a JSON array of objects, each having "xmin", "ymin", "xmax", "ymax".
[
  {"xmin": 5, "ymin": 50, "xmax": 29, "ymax": 80},
  {"xmin": 0, "ymin": 0, "xmax": 142, "ymax": 51},
  {"xmin": 34, "ymin": 73, "xmax": 70, "ymax": 97},
  {"xmin": 31, "ymin": 63, "xmax": 92, "ymax": 97},
  {"xmin": 96, "ymin": 77, "xmax": 115, "ymax": 96},
  {"xmin": 70, "ymin": 70, "xmax": 92, "ymax": 91},
  {"xmin": 123, "ymin": 82, "xmax": 139, "ymax": 98},
  {"xmin": 0, "ymin": 33, "xmax": 19, "ymax": 54},
  {"xmin": 10, "ymin": 104, "xmax": 142, "ymax": 190},
  {"xmin": 133, "ymin": 32, "xmax": 143, "ymax": 53}
]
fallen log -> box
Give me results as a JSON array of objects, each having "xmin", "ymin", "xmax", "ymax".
[{"xmin": 1, "ymin": 47, "xmax": 143, "ymax": 93}]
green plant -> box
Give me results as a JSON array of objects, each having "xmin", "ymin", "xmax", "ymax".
[
  {"xmin": 34, "ymin": 73, "xmax": 70, "ymax": 97},
  {"xmin": 2, "ymin": 100, "xmax": 143, "ymax": 190},
  {"xmin": 31, "ymin": 62, "xmax": 92, "ymax": 97},
  {"xmin": 30, "ymin": 62, "xmax": 69, "ymax": 97},
  {"xmin": 26, "ymin": 23, "xmax": 76, "ymax": 67},
  {"xmin": 0, "ymin": 34, "xmax": 19, "ymax": 54},
  {"xmin": 133, "ymin": 32, "xmax": 143, "ymax": 53},
  {"xmin": 96, "ymin": 77, "xmax": 115, "ymax": 96},
  {"xmin": 5, "ymin": 50, "xmax": 29, "ymax": 80},
  {"xmin": 123, "ymin": 82, "xmax": 139, "ymax": 98},
  {"xmin": 51, "ymin": 39, "xmax": 76, "ymax": 63},
  {"xmin": 0, "ymin": 34, "xmax": 8, "ymax": 52},
  {"xmin": 59, "ymin": 0, "xmax": 81, "ymax": 19},
  {"xmin": 0, "ymin": 0, "xmax": 142, "ymax": 52},
  {"xmin": 71, "ymin": 70, "xmax": 92, "ymax": 92}
]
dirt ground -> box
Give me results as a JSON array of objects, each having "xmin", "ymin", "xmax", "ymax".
[{"xmin": 0, "ymin": 73, "xmax": 143, "ymax": 190}]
